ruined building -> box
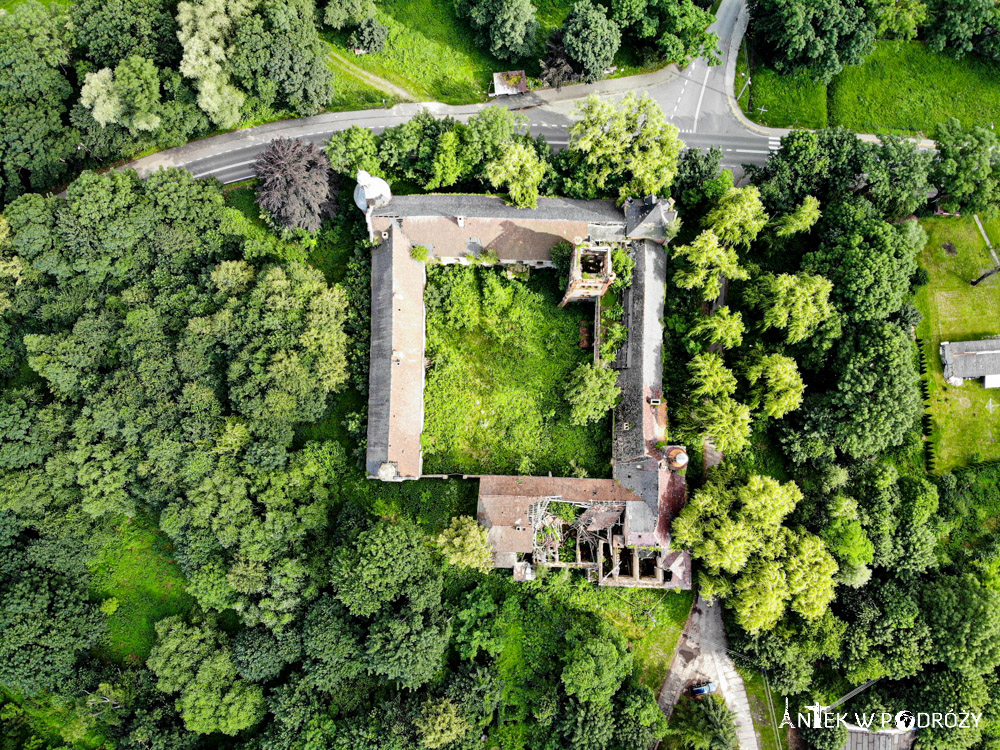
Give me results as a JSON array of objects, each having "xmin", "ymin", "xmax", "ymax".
[{"xmin": 358, "ymin": 174, "xmax": 690, "ymax": 589}]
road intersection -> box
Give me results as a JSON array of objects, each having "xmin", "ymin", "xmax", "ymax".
[{"xmin": 126, "ymin": 0, "xmax": 787, "ymax": 185}]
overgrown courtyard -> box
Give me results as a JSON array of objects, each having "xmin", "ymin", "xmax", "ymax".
[{"xmin": 422, "ymin": 264, "xmax": 612, "ymax": 476}]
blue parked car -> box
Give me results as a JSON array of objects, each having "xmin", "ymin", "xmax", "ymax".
[{"xmin": 691, "ymin": 682, "xmax": 717, "ymax": 697}]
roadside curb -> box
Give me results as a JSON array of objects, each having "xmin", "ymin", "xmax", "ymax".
[{"xmin": 722, "ymin": 3, "xmax": 786, "ymax": 139}]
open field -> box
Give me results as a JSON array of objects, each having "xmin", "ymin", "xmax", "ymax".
[
  {"xmin": 739, "ymin": 40, "xmax": 1000, "ymax": 135},
  {"xmin": 829, "ymin": 41, "xmax": 1000, "ymax": 135},
  {"xmin": 89, "ymin": 517, "xmax": 194, "ymax": 664},
  {"xmin": 321, "ymin": 0, "xmax": 510, "ymax": 103},
  {"xmin": 914, "ymin": 217, "xmax": 1000, "ymax": 472}
]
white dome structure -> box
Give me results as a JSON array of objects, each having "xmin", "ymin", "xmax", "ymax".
[{"xmin": 354, "ymin": 170, "xmax": 392, "ymax": 212}]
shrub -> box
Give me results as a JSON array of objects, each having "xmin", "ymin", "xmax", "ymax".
[
  {"xmin": 350, "ymin": 17, "xmax": 388, "ymax": 53},
  {"xmin": 566, "ymin": 363, "xmax": 621, "ymax": 425}
]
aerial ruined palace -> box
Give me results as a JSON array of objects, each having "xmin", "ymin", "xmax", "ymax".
[{"xmin": 356, "ymin": 170, "xmax": 692, "ymax": 589}]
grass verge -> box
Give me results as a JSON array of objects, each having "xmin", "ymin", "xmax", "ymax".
[
  {"xmin": 328, "ymin": 63, "xmax": 403, "ymax": 111},
  {"xmin": 89, "ymin": 516, "xmax": 194, "ymax": 664},
  {"xmin": 737, "ymin": 667, "xmax": 785, "ymax": 750},
  {"xmin": 735, "ymin": 41, "xmax": 827, "ymax": 129},
  {"xmin": 914, "ymin": 216, "xmax": 1000, "ymax": 472}
]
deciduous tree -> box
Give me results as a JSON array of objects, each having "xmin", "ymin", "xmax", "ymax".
[
  {"xmin": 148, "ymin": 617, "xmax": 265, "ymax": 736},
  {"xmin": 436, "ymin": 516, "xmax": 494, "ymax": 573},
  {"xmin": 324, "ymin": 0, "xmax": 377, "ymax": 29},
  {"xmin": 786, "ymin": 322, "xmax": 921, "ymax": 461},
  {"xmin": 254, "ymin": 137, "xmax": 333, "ymax": 232},
  {"xmin": 415, "ymin": 699, "xmax": 470, "ymax": 749},
  {"xmin": 563, "ymin": 0, "xmax": 621, "ymax": 82},
  {"xmin": 689, "ymin": 306, "xmax": 745, "ymax": 349},
  {"xmin": 176, "ymin": 0, "xmax": 254, "ymax": 128},
  {"xmin": 673, "ymin": 230, "xmax": 749, "ymax": 301},
  {"xmin": 703, "ymin": 185, "xmax": 769, "ymax": 247},
  {"xmin": 72, "ymin": 0, "xmax": 180, "ymax": 68},
  {"xmin": 230, "ymin": 0, "xmax": 335, "ymax": 115},
  {"xmin": 0, "ymin": 2, "xmax": 79, "ymax": 204},
  {"xmin": 564, "ymin": 94, "xmax": 683, "ymax": 202},
  {"xmin": 0, "ymin": 514, "xmax": 104, "ymax": 696},
  {"xmin": 931, "ymin": 117, "xmax": 1000, "ymax": 214},
  {"xmin": 746, "ymin": 353, "xmax": 804, "ymax": 418},
  {"xmin": 349, "ymin": 16, "xmax": 389, "ymax": 53},
  {"xmin": 752, "ymin": 273, "xmax": 836, "ymax": 344},
  {"xmin": 802, "ymin": 201, "xmax": 922, "ymax": 322},
  {"xmin": 486, "ymin": 142, "xmax": 547, "ymax": 208},
  {"xmin": 772, "ymin": 195, "xmax": 820, "ymax": 237},
  {"xmin": 565, "ymin": 363, "xmax": 621, "ymax": 425},
  {"xmin": 455, "ymin": 0, "xmax": 538, "ymax": 60},
  {"xmin": 924, "ymin": 0, "xmax": 1000, "ymax": 59},
  {"xmin": 755, "ymin": 0, "xmax": 876, "ymax": 83}
]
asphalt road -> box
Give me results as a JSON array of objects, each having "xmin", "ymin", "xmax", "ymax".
[{"xmin": 129, "ymin": 0, "xmax": 785, "ymax": 186}]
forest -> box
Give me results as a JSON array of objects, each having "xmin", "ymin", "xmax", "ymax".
[
  {"xmin": 0, "ymin": 98, "xmax": 689, "ymax": 748},
  {"xmin": 661, "ymin": 129, "xmax": 1000, "ymax": 749}
]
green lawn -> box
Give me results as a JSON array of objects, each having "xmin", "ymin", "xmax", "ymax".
[
  {"xmin": 89, "ymin": 517, "xmax": 194, "ymax": 664},
  {"xmin": 914, "ymin": 217, "xmax": 1000, "ymax": 472},
  {"xmin": 738, "ymin": 668, "xmax": 786, "ymax": 750},
  {"xmin": 629, "ymin": 591, "xmax": 695, "ymax": 693},
  {"xmin": 328, "ymin": 64, "xmax": 402, "ymax": 111},
  {"xmin": 322, "ymin": 0, "xmax": 511, "ymax": 103},
  {"xmin": 736, "ymin": 41, "xmax": 827, "ymax": 129},
  {"xmin": 740, "ymin": 40, "xmax": 1000, "ymax": 135},
  {"xmin": 829, "ymin": 41, "xmax": 1000, "ymax": 136}
]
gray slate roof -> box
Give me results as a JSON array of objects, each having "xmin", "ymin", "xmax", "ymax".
[
  {"xmin": 625, "ymin": 196, "xmax": 677, "ymax": 241},
  {"xmin": 612, "ymin": 240, "xmax": 665, "ymax": 465},
  {"xmin": 365, "ymin": 237, "xmax": 395, "ymax": 475},
  {"xmin": 941, "ymin": 338, "xmax": 1000, "ymax": 380},
  {"xmin": 371, "ymin": 194, "xmax": 626, "ymax": 226},
  {"xmin": 613, "ymin": 239, "xmax": 668, "ymax": 544}
]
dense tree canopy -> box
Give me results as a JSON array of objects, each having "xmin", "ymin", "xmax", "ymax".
[
  {"xmin": 754, "ymin": 0, "xmax": 876, "ymax": 83},
  {"xmin": 562, "ymin": 94, "xmax": 684, "ymax": 202},
  {"xmin": 455, "ymin": 0, "xmax": 538, "ymax": 60},
  {"xmin": 673, "ymin": 470, "xmax": 838, "ymax": 632},
  {"xmin": 931, "ymin": 118, "xmax": 1000, "ymax": 214},
  {"xmin": 0, "ymin": 2, "xmax": 78, "ymax": 204},
  {"xmin": 563, "ymin": 0, "xmax": 622, "ymax": 82},
  {"xmin": 0, "ymin": 513, "xmax": 104, "ymax": 696},
  {"xmin": 802, "ymin": 201, "xmax": 923, "ymax": 322},
  {"xmin": 148, "ymin": 617, "xmax": 266, "ymax": 735},
  {"xmin": 784, "ymin": 323, "xmax": 922, "ymax": 462},
  {"xmin": 254, "ymin": 138, "xmax": 334, "ymax": 232}
]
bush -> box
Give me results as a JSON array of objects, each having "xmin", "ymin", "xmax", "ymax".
[
  {"xmin": 566, "ymin": 363, "xmax": 621, "ymax": 426},
  {"xmin": 350, "ymin": 17, "xmax": 389, "ymax": 53}
]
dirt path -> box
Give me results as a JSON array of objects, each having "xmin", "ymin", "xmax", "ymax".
[{"xmin": 328, "ymin": 48, "xmax": 418, "ymax": 102}]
